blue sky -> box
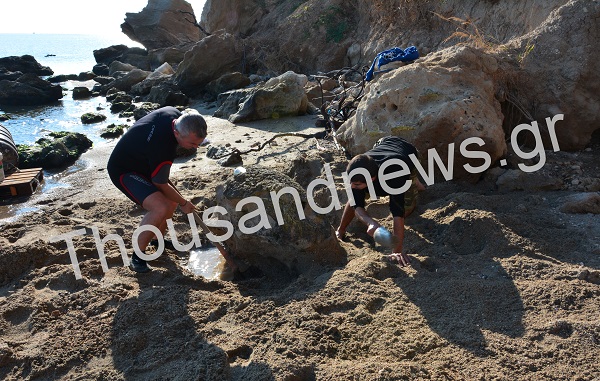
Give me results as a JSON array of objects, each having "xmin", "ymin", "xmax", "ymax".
[{"xmin": 0, "ymin": 0, "xmax": 206, "ymax": 35}]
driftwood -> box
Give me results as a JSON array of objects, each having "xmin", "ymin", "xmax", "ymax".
[{"xmin": 209, "ymin": 131, "xmax": 329, "ymax": 160}]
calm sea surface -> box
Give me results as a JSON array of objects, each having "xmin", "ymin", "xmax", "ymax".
[{"xmin": 0, "ymin": 34, "xmax": 142, "ymax": 145}]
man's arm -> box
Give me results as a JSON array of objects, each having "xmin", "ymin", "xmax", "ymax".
[
  {"xmin": 354, "ymin": 207, "xmax": 381, "ymax": 236},
  {"xmin": 392, "ymin": 216, "xmax": 411, "ymax": 266},
  {"xmin": 154, "ymin": 182, "xmax": 195, "ymax": 214},
  {"xmin": 154, "ymin": 182, "xmax": 185, "ymax": 204},
  {"xmin": 392, "ymin": 216, "xmax": 405, "ymax": 253}
]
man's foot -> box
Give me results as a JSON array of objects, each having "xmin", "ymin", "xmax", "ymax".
[
  {"xmin": 150, "ymin": 239, "xmax": 176, "ymax": 251},
  {"xmin": 130, "ymin": 253, "xmax": 152, "ymax": 273}
]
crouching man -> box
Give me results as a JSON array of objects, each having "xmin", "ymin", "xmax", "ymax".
[
  {"xmin": 336, "ymin": 136, "xmax": 425, "ymax": 267},
  {"xmin": 107, "ymin": 107, "xmax": 207, "ymax": 273}
]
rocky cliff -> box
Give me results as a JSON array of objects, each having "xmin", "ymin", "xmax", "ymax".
[{"xmin": 120, "ymin": 0, "xmax": 598, "ymax": 161}]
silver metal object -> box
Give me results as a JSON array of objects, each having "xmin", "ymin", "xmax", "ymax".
[
  {"xmin": 233, "ymin": 166, "xmax": 246, "ymax": 177},
  {"xmin": 373, "ymin": 226, "xmax": 395, "ymax": 248}
]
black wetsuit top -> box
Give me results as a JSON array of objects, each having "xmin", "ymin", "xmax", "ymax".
[
  {"xmin": 107, "ymin": 106, "xmax": 181, "ymax": 184},
  {"xmin": 351, "ymin": 136, "xmax": 419, "ymax": 217}
]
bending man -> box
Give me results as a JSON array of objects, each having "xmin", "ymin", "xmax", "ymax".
[
  {"xmin": 336, "ymin": 136, "xmax": 425, "ymax": 267},
  {"xmin": 107, "ymin": 106, "xmax": 207, "ymax": 273}
]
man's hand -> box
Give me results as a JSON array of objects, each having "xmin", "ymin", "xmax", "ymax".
[
  {"xmin": 180, "ymin": 200, "xmax": 196, "ymax": 215},
  {"xmin": 386, "ymin": 252, "xmax": 411, "ymax": 267},
  {"xmin": 366, "ymin": 222, "xmax": 381, "ymax": 237}
]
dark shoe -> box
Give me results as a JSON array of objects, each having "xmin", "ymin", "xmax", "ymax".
[
  {"xmin": 150, "ymin": 239, "xmax": 176, "ymax": 251},
  {"xmin": 130, "ymin": 253, "xmax": 152, "ymax": 273}
]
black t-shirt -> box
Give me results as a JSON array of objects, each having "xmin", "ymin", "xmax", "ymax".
[
  {"xmin": 351, "ymin": 136, "xmax": 418, "ymax": 217},
  {"xmin": 107, "ymin": 106, "xmax": 181, "ymax": 183}
]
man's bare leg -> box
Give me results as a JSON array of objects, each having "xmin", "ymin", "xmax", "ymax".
[{"xmin": 137, "ymin": 192, "xmax": 177, "ymax": 253}]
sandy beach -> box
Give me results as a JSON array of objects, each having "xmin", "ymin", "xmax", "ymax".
[{"xmin": 1, "ymin": 102, "xmax": 599, "ymax": 380}]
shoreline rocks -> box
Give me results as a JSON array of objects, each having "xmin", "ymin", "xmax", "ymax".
[{"xmin": 17, "ymin": 131, "xmax": 93, "ymax": 170}]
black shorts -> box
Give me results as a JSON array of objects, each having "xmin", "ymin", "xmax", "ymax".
[{"xmin": 109, "ymin": 171, "xmax": 159, "ymax": 206}]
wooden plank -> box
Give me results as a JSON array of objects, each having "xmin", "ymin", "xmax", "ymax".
[{"xmin": 0, "ymin": 168, "xmax": 43, "ymax": 197}]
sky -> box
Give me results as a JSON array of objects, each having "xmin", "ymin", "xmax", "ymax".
[{"xmin": 0, "ymin": 0, "xmax": 206, "ymax": 35}]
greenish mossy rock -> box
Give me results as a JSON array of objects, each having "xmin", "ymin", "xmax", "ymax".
[
  {"xmin": 133, "ymin": 102, "xmax": 161, "ymax": 120},
  {"xmin": 100, "ymin": 124, "xmax": 128, "ymax": 139},
  {"xmin": 17, "ymin": 131, "xmax": 93, "ymax": 169},
  {"xmin": 81, "ymin": 112, "xmax": 107, "ymax": 124},
  {"xmin": 216, "ymin": 165, "xmax": 345, "ymax": 277}
]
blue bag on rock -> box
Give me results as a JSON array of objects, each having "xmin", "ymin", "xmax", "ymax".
[{"xmin": 365, "ymin": 46, "xmax": 419, "ymax": 81}]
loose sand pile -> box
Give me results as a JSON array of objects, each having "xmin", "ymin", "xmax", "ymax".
[{"xmin": 0, "ymin": 107, "xmax": 599, "ymax": 380}]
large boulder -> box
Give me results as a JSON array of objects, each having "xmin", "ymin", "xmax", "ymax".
[
  {"xmin": 507, "ymin": 0, "xmax": 600, "ymax": 150},
  {"xmin": 146, "ymin": 82, "xmax": 189, "ymax": 107},
  {"xmin": 120, "ymin": 0, "xmax": 202, "ymax": 50},
  {"xmin": 214, "ymin": 165, "xmax": 345, "ymax": 276},
  {"xmin": 213, "ymin": 88, "xmax": 255, "ymax": 119},
  {"xmin": 147, "ymin": 46, "xmax": 192, "ymax": 68},
  {"xmin": 336, "ymin": 46, "xmax": 506, "ymax": 182},
  {"xmin": 204, "ymin": 72, "xmax": 251, "ymax": 100},
  {"xmin": 93, "ymin": 45, "xmax": 150, "ymax": 70},
  {"xmin": 173, "ymin": 31, "xmax": 244, "ymax": 96},
  {"xmin": 108, "ymin": 61, "xmax": 138, "ymax": 76},
  {"xmin": 225, "ymin": 71, "xmax": 309, "ymax": 123},
  {"xmin": 103, "ymin": 69, "xmax": 151, "ymax": 93},
  {"xmin": 0, "ymin": 55, "xmax": 53, "ymax": 76},
  {"xmin": 0, "ymin": 73, "xmax": 63, "ymax": 106},
  {"xmin": 93, "ymin": 45, "xmax": 129, "ymax": 65},
  {"xmin": 130, "ymin": 63, "xmax": 175, "ymax": 96}
]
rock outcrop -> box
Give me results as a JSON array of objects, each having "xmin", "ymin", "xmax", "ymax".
[
  {"xmin": 121, "ymin": 0, "xmax": 202, "ymax": 50},
  {"xmin": 200, "ymin": 0, "xmax": 266, "ymax": 37},
  {"xmin": 173, "ymin": 31, "xmax": 244, "ymax": 96},
  {"xmin": 17, "ymin": 132, "xmax": 93, "ymax": 170},
  {"xmin": 0, "ymin": 73, "xmax": 63, "ymax": 106},
  {"xmin": 103, "ymin": 69, "xmax": 151, "ymax": 93},
  {"xmin": 93, "ymin": 45, "xmax": 150, "ymax": 71},
  {"xmin": 215, "ymin": 165, "xmax": 345, "ymax": 276},
  {"xmin": 0, "ymin": 55, "xmax": 53, "ymax": 76},
  {"xmin": 506, "ymin": 0, "xmax": 600, "ymax": 150},
  {"xmin": 216, "ymin": 71, "xmax": 309, "ymax": 123},
  {"xmin": 204, "ymin": 72, "xmax": 251, "ymax": 100},
  {"xmin": 336, "ymin": 46, "xmax": 506, "ymax": 182}
]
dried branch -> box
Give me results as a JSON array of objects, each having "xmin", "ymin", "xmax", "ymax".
[
  {"xmin": 210, "ymin": 131, "xmax": 329, "ymax": 160},
  {"xmin": 179, "ymin": 10, "xmax": 211, "ymax": 36}
]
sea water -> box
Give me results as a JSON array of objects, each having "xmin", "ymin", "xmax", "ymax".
[
  {"xmin": 0, "ymin": 33, "xmax": 142, "ymax": 145},
  {"xmin": 187, "ymin": 245, "xmax": 226, "ymax": 279},
  {"xmin": 0, "ymin": 33, "xmax": 140, "ymax": 76},
  {"xmin": 0, "ymin": 34, "xmax": 140, "ymax": 216}
]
